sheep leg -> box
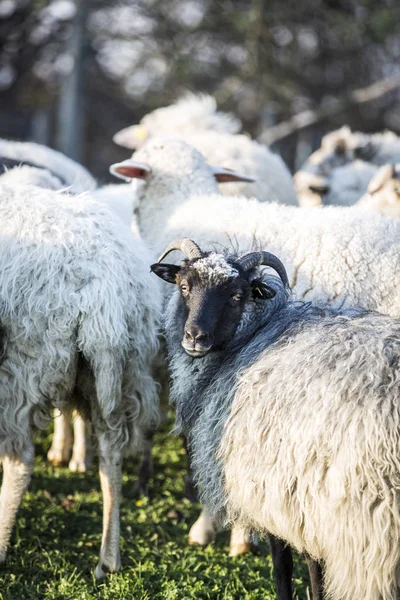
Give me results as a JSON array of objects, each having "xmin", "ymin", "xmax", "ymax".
[
  {"xmin": 47, "ymin": 411, "xmax": 73, "ymax": 466},
  {"xmin": 268, "ymin": 535, "xmax": 293, "ymax": 600},
  {"xmin": 182, "ymin": 435, "xmax": 197, "ymax": 503},
  {"xmin": 305, "ymin": 556, "xmax": 324, "ymax": 600},
  {"xmin": 69, "ymin": 411, "xmax": 92, "ymax": 473},
  {"xmin": 94, "ymin": 431, "xmax": 122, "ymax": 581},
  {"xmin": 0, "ymin": 443, "xmax": 34, "ymax": 562},
  {"xmin": 188, "ymin": 507, "xmax": 219, "ymax": 546},
  {"xmin": 229, "ymin": 525, "xmax": 254, "ymax": 557},
  {"xmin": 135, "ymin": 430, "xmax": 154, "ymax": 497}
]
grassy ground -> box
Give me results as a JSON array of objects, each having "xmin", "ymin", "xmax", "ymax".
[{"xmin": 0, "ymin": 415, "xmax": 310, "ymax": 600}]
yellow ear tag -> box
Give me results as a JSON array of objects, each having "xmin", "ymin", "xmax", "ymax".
[
  {"xmin": 135, "ymin": 126, "xmax": 148, "ymax": 142},
  {"xmin": 255, "ymin": 287, "xmax": 263, "ymax": 296}
]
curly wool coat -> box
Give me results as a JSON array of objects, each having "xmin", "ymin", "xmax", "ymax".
[
  {"xmin": 0, "ymin": 183, "xmax": 160, "ymax": 457},
  {"xmin": 165, "ymin": 256, "xmax": 400, "ymax": 600}
]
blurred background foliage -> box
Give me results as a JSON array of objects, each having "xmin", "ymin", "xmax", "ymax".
[{"xmin": 0, "ymin": 0, "xmax": 399, "ymax": 179}]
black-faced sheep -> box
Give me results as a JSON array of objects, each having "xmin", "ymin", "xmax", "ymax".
[{"xmin": 152, "ymin": 238, "xmax": 400, "ymax": 600}]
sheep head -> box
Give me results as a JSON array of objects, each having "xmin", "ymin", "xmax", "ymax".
[{"xmin": 151, "ymin": 238, "xmax": 288, "ymax": 357}]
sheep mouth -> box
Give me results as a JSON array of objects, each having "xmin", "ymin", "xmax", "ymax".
[{"xmin": 182, "ymin": 343, "xmax": 213, "ymax": 358}]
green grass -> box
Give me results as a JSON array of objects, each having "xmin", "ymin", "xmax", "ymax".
[{"xmin": 0, "ymin": 415, "xmax": 310, "ymax": 599}]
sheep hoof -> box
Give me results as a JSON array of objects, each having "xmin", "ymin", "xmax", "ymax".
[
  {"xmin": 229, "ymin": 542, "xmax": 253, "ymax": 557},
  {"xmin": 94, "ymin": 558, "xmax": 120, "ymax": 581},
  {"xmin": 0, "ymin": 548, "xmax": 7, "ymax": 564},
  {"xmin": 229, "ymin": 528, "xmax": 258, "ymax": 557},
  {"xmin": 47, "ymin": 446, "xmax": 71, "ymax": 467},
  {"xmin": 69, "ymin": 455, "xmax": 91, "ymax": 473},
  {"xmin": 188, "ymin": 520, "xmax": 217, "ymax": 547}
]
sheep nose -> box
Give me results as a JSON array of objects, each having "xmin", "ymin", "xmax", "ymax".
[{"xmin": 185, "ymin": 327, "xmax": 210, "ymax": 344}]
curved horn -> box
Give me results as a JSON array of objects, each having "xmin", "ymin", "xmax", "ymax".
[
  {"xmin": 238, "ymin": 251, "xmax": 289, "ymax": 288},
  {"xmin": 157, "ymin": 238, "xmax": 204, "ymax": 263}
]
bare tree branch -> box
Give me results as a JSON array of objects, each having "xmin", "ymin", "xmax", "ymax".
[{"xmin": 259, "ymin": 76, "xmax": 400, "ymax": 145}]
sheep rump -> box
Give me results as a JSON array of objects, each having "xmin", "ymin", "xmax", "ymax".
[{"xmin": 0, "ymin": 183, "xmax": 160, "ymax": 458}]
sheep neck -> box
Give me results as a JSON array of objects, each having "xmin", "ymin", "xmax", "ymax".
[{"xmin": 136, "ymin": 172, "xmax": 219, "ymax": 252}]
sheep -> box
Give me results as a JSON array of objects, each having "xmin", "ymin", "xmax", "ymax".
[
  {"xmin": 0, "ymin": 159, "xmax": 96, "ymax": 473},
  {"xmin": 113, "ymin": 94, "xmax": 298, "ymax": 205},
  {"xmin": 356, "ymin": 163, "xmax": 400, "ymax": 218},
  {"xmin": 110, "ymin": 138, "xmax": 400, "ymax": 580},
  {"xmin": 0, "ymin": 181, "xmax": 161, "ymax": 579},
  {"xmin": 151, "ymin": 237, "xmax": 400, "ymax": 600},
  {"xmin": 295, "ymin": 126, "xmax": 400, "ymax": 208},
  {"xmin": 0, "ymin": 158, "xmax": 158, "ymax": 482},
  {"xmin": 0, "ymin": 156, "xmax": 139, "ymax": 472},
  {"xmin": 0, "ymin": 138, "xmax": 97, "ymax": 193}
]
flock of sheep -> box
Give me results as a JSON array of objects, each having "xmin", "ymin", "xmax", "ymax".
[{"xmin": 0, "ymin": 94, "xmax": 400, "ymax": 600}]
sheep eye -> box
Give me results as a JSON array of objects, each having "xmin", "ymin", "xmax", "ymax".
[{"xmin": 180, "ymin": 283, "xmax": 190, "ymax": 295}]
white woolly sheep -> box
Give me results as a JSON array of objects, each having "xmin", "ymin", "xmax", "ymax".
[
  {"xmin": 113, "ymin": 94, "xmax": 298, "ymax": 205},
  {"xmin": 152, "ymin": 238, "xmax": 400, "ymax": 600},
  {"xmin": 295, "ymin": 126, "xmax": 400, "ymax": 208},
  {"xmin": 0, "ymin": 161, "xmax": 157, "ymax": 482},
  {"xmin": 356, "ymin": 163, "xmax": 400, "ymax": 218},
  {"xmin": 0, "ymin": 153, "xmax": 142, "ymax": 473},
  {"xmin": 0, "ymin": 158, "xmax": 97, "ymax": 473},
  {"xmin": 0, "ymin": 181, "xmax": 161, "ymax": 579}
]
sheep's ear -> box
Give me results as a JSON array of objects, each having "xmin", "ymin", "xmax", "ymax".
[
  {"xmin": 308, "ymin": 174, "xmax": 330, "ymax": 194},
  {"xmin": 113, "ymin": 125, "xmax": 149, "ymax": 149},
  {"xmin": 251, "ymin": 280, "xmax": 276, "ymax": 300},
  {"xmin": 209, "ymin": 164, "xmax": 255, "ymax": 184},
  {"xmin": 368, "ymin": 165, "xmax": 396, "ymax": 195},
  {"xmin": 150, "ymin": 263, "xmax": 181, "ymax": 284},
  {"xmin": 110, "ymin": 159, "xmax": 152, "ymax": 182}
]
